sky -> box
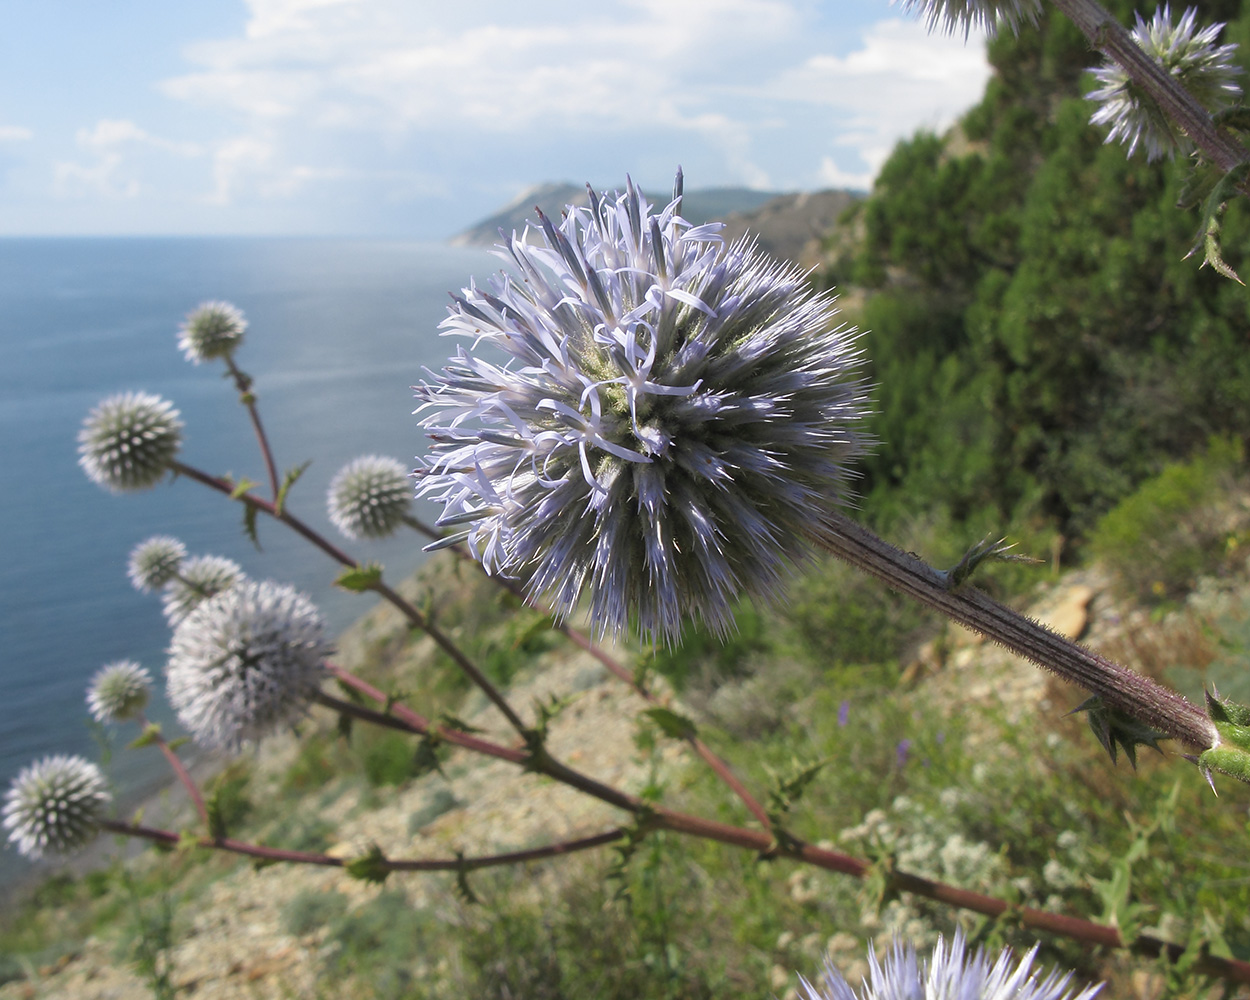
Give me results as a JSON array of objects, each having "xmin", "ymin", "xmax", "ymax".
[{"xmin": 0, "ymin": 0, "xmax": 992, "ymax": 239}]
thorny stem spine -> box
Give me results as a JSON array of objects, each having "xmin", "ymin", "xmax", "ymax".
[
  {"xmin": 402, "ymin": 513, "xmax": 774, "ymax": 830},
  {"xmin": 816, "ymin": 512, "xmax": 1217, "ymax": 750}
]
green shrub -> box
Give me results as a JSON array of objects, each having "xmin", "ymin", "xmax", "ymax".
[
  {"xmin": 361, "ymin": 731, "xmax": 423, "ymax": 787},
  {"xmin": 1090, "ymin": 436, "xmax": 1247, "ymax": 602}
]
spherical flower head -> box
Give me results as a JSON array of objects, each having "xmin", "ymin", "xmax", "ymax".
[
  {"xmin": 3, "ymin": 755, "xmax": 111, "ymax": 859},
  {"xmin": 166, "ymin": 579, "xmax": 332, "ymax": 751},
  {"xmin": 162, "ymin": 555, "xmax": 245, "ymax": 627},
  {"xmin": 415, "ymin": 174, "xmax": 871, "ymax": 643},
  {"xmin": 128, "ymin": 535, "xmax": 187, "ymax": 593},
  {"xmin": 799, "ymin": 932, "xmax": 1102, "ymax": 1000},
  {"xmin": 1087, "ymin": 6, "xmax": 1242, "ymax": 161},
  {"xmin": 179, "ymin": 301, "xmax": 247, "ymax": 364},
  {"xmin": 78, "ymin": 392, "xmax": 183, "ymax": 493},
  {"xmin": 327, "ymin": 455, "xmax": 412, "ymax": 540},
  {"xmin": 86, "ymin": 660, "xmax": 152, "ymax": 723},
  {"xmin": 895, "ymin": 0, "xmax": 1041, "ymax": 37}
]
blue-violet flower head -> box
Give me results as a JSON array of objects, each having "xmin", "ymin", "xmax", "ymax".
[
  {"xmin": 799, "ymin": 931, "xmax": 1101, "ymax": 1000},
  {"xmin": 78, "ymin": 392, "xmax": 183, "ymax": 493},
  {"xmin": 415, "ymin": 173, "xmax": 870, "ymax": 643},
  {"xmin": 86, "ymin": 660, "xmax": 152, "ymax": 724},
  {"xmin": 179, "ymin": 301, "xmax": 247, "ymax": 364},
  {"xmin": 895, "ymin": 0, "xmax": 1041, "ymax": 37},
  {"xmin": 1088, "ymin": 5, "xmax": 1241, "ymax": 161},
  {"xmin": 3, "ymin": 755, "xmax": 111, "ymax": 859},
  {"xmin": 166, "ymin": 579, "xmax": 331, "ymax": 751},
  {"xmin": 128, "ymin": 535, "xmax": 187, "ymax": 592},
  {"xmin": 328, "ymin": 455, "xmax": 412, "ymax": 540}
]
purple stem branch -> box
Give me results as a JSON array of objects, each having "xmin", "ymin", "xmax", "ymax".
[
  {"xmin": 138, "ymin": 715, "xmax": 209, "ymax": 828},
  {"xmin": 223, "ymin": 356, "xmax": 281, "ymax": 501}
]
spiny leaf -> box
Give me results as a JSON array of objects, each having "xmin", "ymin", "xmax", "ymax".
[
  {"xmin": 642, "ymin": 707, "xmax": 698, "ymax": 741},
  {"xmin": 1184, "ymin": 163, "xmax": 1250, "ymax": 283},
  {"xmin": 275, "ymin": 459, "xmax": 312, "ymax": 516},
  {"xmin": 1072, "ymin": 696, "xmax": 1165, "ymax": 769},
  {"xmin": 335, "ymin": 563, "xmax": 383, "ymax": 592},
  {"xmin": 346, "ymin": 843, "xmax": 391, "ymax": 884},
  {"xmin": 765, "ymin": 756, "xmax": 831, "ymax": 822},
  {"xmin": 453, "ymin": 853, "xmax": 480, "ymax": 905},
  {"xmin": 412, "ymin": 736, "xmax": 446, "ymax": 779}
]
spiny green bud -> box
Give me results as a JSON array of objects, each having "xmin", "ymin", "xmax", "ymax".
[
  {"xmin": 127, "ymin": 536, "xmax": 187, "ymax": 592},
  {"xmin": 78, "ymin": 392, "xmax": 183, "ymax": 493},
  {"xmin": 327, "ymin": 455, "xmax": 412, "ymax": 540},
  {"xmin": 86, "ymin": 660, "xmax": 152, "ymax": 724}
]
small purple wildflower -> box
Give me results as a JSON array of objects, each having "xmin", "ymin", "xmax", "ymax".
[
  {"xmin": 896, "ymin": 739, "xmax": 913, "ymax": 767},
  {"xmin": 415, "ymin": 172, "xmax": 870, "ymax": 643},
  {"xmin": 838, "ymin": 701, "xmax": 851, "ymax": 727}
]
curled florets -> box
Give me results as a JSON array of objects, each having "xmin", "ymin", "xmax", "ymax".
[
  {"xmin": 128, "ymin": 535, "xmax": 187, "ymax": 592},
  {"xmin": 179, "ymin": 301, "xmax": 247, "ymax": 364},
  {"xmin": 162, "ymin": 555, "xmax": 245, "ymax": 627},
  {"xmin": 327, "ymin": 455, "xmax": 412, "ymax": 539},
  {"xmin": 78, "ymin": 392, "xmax": 183, "ymax": 493},
  {"xmin": 3, "ymin": 755, "xmax": 111, "ymax": 859},
  {"xmin": 1088, "ymin": 6, "xmax": 1242, "ymax": 161},
  {"xmin": 415, "ymin": 174, "xmax": 871, "ymax": 643},
  {"xmin": 895, "ymin": 0, "xmax": 1041, "ymax": 37},
  {"xmin": 166, "ymin": 579, "xmax": 332, "ymax": 751},
  {"xmin": 86, "ymin": 660, "xmax": 152, "ymax": 723},
  {"xmin": 799, "ymin": 932, "xmax": 1101, "ymax": 1000}
]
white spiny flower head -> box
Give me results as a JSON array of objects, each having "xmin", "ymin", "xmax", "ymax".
[
  {"xmin": 1087, "ymin": 5, "xmax": 1242, "ymax": 161},
  {"xmin": 179, "ymin": 301, "xmax": 247, "ymax": 364},
  {"xmin": 415, "ymin": 173, "xmax": 871, "ymax": 644},
  {"xmin": 166, "ymin": 579, "xmax": 332, "ymax": 751},
  {"xmin": 327, "ymin": 455, "xmax": 413, "ymax": 539},
  {"xmin": 127, "ymin": 535, "xmax": 187, "ymax": 592},
  {"xmin": 161, "ymin": 555, "xmax": 245, "ymax": 627},
  {"xmin": 798, "ymin": 931, "xmax": 1102, "ymax": 1000},
  {"xmin": 78, "ymin": 392, "xmax": 183, "ymax": 493},
  {"xmin": 894, "ymin": 0, "xmax": 1042, "ymax": 37},
  {"xmin": 3, "ymin": 755, "xmax": 111, "ymax": 859},
  {"xmin": 86, "ymin": 660, "xmax": 152, "ymax": 723}
]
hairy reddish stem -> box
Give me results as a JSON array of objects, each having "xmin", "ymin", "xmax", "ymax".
[
  {"xmin": 139, "ymin": 715, "xmax": 209, "ymax": 828},
  {"xmin": 223, "ymin": 356, "xmax": 281, "ymax": 501}
]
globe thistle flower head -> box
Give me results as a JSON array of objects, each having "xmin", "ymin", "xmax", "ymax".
[
  {"xmin": 327, "ymin": 455, "xmax": 412, "ymax": 539},
  {"xmin": 128, "ymin": 535, "xmax": 187, "ymax": 592},
  {"xmin": 179, "ymin": 301, "xmax": 247, "ymax": 364},
  {"xmin": 78, "ymin": 392, "xmax": 183, "ymax": 493},
  {"xmin": 894, "ymin": 0, "xmax": 1042, "ymax": 38},
  {"xmin": 3, "ymin": 755, "xmax": 111, "ymax": 859},
  {"xmin": 161, "ymin": 555, "xmax": 245, "ymax": 627},
  {"xmin": 799, "ymin": 932, "xmax": 1101, "ymax": 1000},
  {"xmin": 415, "ymin": 173, "xmax": 871, "ymax": 644},
  {"xmin": 86, "ymin": 660, "xmax": 152, "ymax": 723},
  {"xmin": 1087, "ymin": 6, "xmax": 1241, "ymax": 161},
  {"xmin": 166, "ymin": 579, "xmax": 332, "ymax": 751}
]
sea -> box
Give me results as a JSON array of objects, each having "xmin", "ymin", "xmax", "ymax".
[{"xmin": 0, "ymin": 237, "xmax": 501, "ymax": 890}]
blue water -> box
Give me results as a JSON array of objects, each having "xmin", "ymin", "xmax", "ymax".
[{"xmin": 0, "ymin": 237, "xmax": 499, "ymax": 887}]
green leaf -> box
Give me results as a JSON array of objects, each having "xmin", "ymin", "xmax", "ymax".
[
  {"xmin": 335, "ymin": 563, "xmax": 383, "ymax": 592},
  {"xmin": 642, "ymin": 707, "xmax": 698, "ymax": 741},
  {"xmin": 166, "ymin": 737, "xmax": 190, "ymax": 751},
  {"xmin": 275, "ymin": 459, "xmax": 312, "ymax": 516},
  {"xmin": 453, "ymin": 854, "xmax": 480, "ymax": 905},
  {"xmin": 1072, "ymin": 696, "xmax": 1165, "ymax": 769},
  {"xmin": 229, "ymin": 477, "xmax": 260, "ymax": 499},
  {"xmin": 411, "ymin": 736, "xmax": 446, "ymax": 779},
  {"xmin": 336, "ymin": 713, "xmax": 353, "ymax": 743},
  {"xmin": 242, "ymin": 503, "xmax": 261, "ymax": 550},
  {"xmin": 346, "ymin": 844, "xmax": 391, "ymax": 885},
  {"xmin": 127, "ymin": 723, "xmax": 162, "ymax": 750}
]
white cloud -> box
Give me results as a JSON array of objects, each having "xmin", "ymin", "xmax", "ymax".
[
  {"xmin": 54, "ymin": 119, "xmax": 202, "ymax": 198},
  {"xmin": 0, "ymin": 126, "xmax": 33, "ymax": 142}
]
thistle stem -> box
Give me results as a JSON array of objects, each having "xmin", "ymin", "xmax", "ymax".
[
  {"xmin": 402, "ymin": 514, "xmax": 775, "ymax": 830},
  {"xmin": 814, "ymin": 512, "xmax": 1217, "ymax": 750},
  {"xmin": 168, "ymin": 459, "xmax": 529, "ymax": 736},
  {"xmin": 223, "ymin": 356, "xmax": 281, "ymax": 501},
  {"xmin": 138, "ymin": 714, "xmax": 209, "ymax": 828}
]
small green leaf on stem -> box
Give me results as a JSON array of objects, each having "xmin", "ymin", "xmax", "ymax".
[
  {"xmin": 275, "ymin": 460, "xmax": 312, "ymax": 516},
  {"xmin": 336, "ymin": 712, "xmax": 353, "ymax": 743},
  {"xmin": 412, "ymin": 736, "xmax": 446, "ymax": 778},
  {"xmin": 229, "ymin": 477, "xmax": 260, "ymax": 499},
  {"xmin": 334, "ymin": 563, "xmax": 383, "ymax": 592},
  {"xmin": 242, "ymin": 504, "xmax": 261, "ymax": 550},
  {"xmin": 642, "ymin": 707, "xmax": 698, "ymax": 741},
  {"xmin": 453, "ymin": 853, "xmax": 480, "ymax": 905},
  {"xmin": 1073, "ymin": 696, "xmax": 1165, "ymax": 769},
  {"xmin": 128, "ymin": 723, "xmax": 163, "ymax": 750},
  {"xmin": 346, "ymin": 843, "xmax": 391, "ymax": 884}
]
